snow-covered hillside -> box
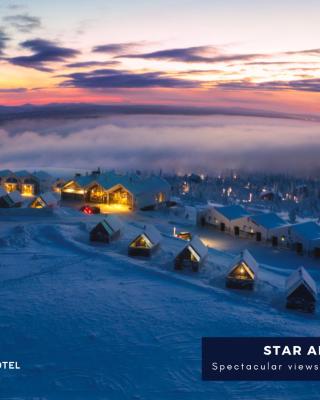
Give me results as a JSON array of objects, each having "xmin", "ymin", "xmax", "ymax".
[{"xmin": 0, "ymin": 208, "xmax": 320, "ymax": 399}]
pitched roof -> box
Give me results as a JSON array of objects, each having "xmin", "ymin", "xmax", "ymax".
[
  {"xmin": 103, "ymin": 215, "xmax": 123, "ymax": 233},
  {"xmin": 250, "ymin": 213, "xmax": 288, "ymax": 230},
  {"xmin": 215, "ymin": 205, "xmax": 250, "ymax": 221},
  {"xmin": 14, "ymin": 170, "xmax": 31, "ymax": 177},
  {"xmin": 0, "ymin": 169, "xmax": 12, "ymax": 177},
  {"xmin": 188, "ymin": 235, "xmax": 208, "ymax": 259},
  {"xmin": 229, "ymin": 249, "xmax": 259, "ymax": 276},
  {"xmin": 70, "ymin": 171, "xmax": 170, "ymax": 196},
  {"xmin": 291, "ymin": 221, "xmax": 320, "ymax": 242},
  {"xmin": 0, "ymin": 187, "xmax": 6, "ymax": 197},
  {"xmin": 143, "ymin": 224, "xmax": 162, "ymax": 245},
  {"xmin": 286, "ymin": 267, "xmax": 317, "ymax": 299},
  {"xmin": 8, "ymin": 190, "xmax": 23, "ymax": 203},
  {"xmin": 39, "ymin": 192, "xmax": 58, "ymax": 206}
]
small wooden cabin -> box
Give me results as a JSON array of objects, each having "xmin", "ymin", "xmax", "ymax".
[
  {"xmin": 128, "ymin": 225, "xmax": 161, "ymax": 257},
  {"xmin": 30, "ymin": 192, "xmax": 58, "ymax": 208},
  {"xmin": 174, "ymin": 235, "xmax": 208, "ymax": 272},
  {"xmin": 90, "ymin": 215, "xmax": 123, "ymax": 243},
  {"xmin": 0, "ymin": 190, "xmax": 23, "ymax": 208},
  {"xmin": 226, "ymin": 249, "xmax": 259, "ymax": 290},
  {"xmin": 286, "ymin": 267, "xmax": 317, "ymax": 313}
]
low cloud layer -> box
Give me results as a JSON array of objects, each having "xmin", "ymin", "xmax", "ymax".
[{"xmin": 2, "ymin": 115, "xmax": 320, "ymax": 176}]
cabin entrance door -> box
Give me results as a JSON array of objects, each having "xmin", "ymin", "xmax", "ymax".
[{"xmin": 272, "ymin": 236, "xmax": 278, "ymax": 247}]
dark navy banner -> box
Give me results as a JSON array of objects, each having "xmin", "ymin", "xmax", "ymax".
[{"xmin": 202, "ymin": 337, "xmax": 320, "ymax": 380}]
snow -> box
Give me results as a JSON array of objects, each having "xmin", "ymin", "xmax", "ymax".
[
  {"xmin": 8, "ymin": 190, "xmax": 23, "ymax": 203},
  {"xmin": 103, "ymin": 214, "xmax": 123, "ymax": 233},
  {"xmin": 229, "ymin": 249, "xmax": 259, "ymax": 276},
  {"xmin": 0, "ymin": 208, "xmax": 320, "ymax": 398},
  {"xmin": 250, "ymin": 213, "xmax": 288, "ymax": 230},
  {"xmin": 186, "ymin": 235, "xmax": 208, "ymax": 259},
  {"xmin": 0, "ymin": 186, "xmax": 6, "ymax": 197},
  {"xmin": 286, "ymin": 267, "xmax": 317, "ymax": 299},
  {"xmin": 38, "ymin": 191, "xmax": 59, "ymax": 207},
  {"xmin": 291, "ymin": 221, "xmax": 320, "ymax": 241},
  {"xmin": 142, "ymin": 224, "xmax": 162, "ymax": 246},
  {"xmin": 214, "ymin": 205, "xmax": 250, "ymax": 221}
]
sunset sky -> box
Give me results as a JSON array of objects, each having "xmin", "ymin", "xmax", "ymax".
[{"xmin": 0, "ymin": 0, "xmax": 319, "ymax": 114}]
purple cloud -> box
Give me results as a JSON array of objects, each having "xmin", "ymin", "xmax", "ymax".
[
  {"xmin": 9, "ymin": 39, "xmax": 80, "ymax": 71},
  {"xmin": 60, "ymin": 68, "xmax": 198, "ymax": 89}
]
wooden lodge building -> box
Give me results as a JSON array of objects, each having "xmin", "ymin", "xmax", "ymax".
[
  {"xmin": 286, "ymin": 267, "xmax": 317, "ymax": 313},
  {"xmin": 226, "ymin": 249, "xmax": 259, "ymax": 290},
  {"xmin": 174, "ymin": 235, "xmax": 208, "ymax": 272},
  {"xmin": 61, "ymin": 171, "xmax": 171, "ymax": 211},
  {"xmin": 289, "ymin": 222, "xmax": 320, "ymax": 257},
  {"xmin": 0, "ymin": 170, "xmax": 41, "ymax": 196},
  {"xmin": 128, "ymin": 225, "xmax": 162, "ymax": 257},
  {"xmin": 90, "ymin": 215, "xmax": 123, "ymax": 243},
  {"xmin": 205, "ymin": 205, "xmax": 250, "ymax": 236}
]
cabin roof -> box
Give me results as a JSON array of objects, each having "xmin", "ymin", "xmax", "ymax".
[
  {"xmin": 286, "ymin": 267, "xmax": 317, "ymax": 299},
  {"xmin": 39, "ymin": 192, "xmax": 58, "ymax": 205},
  {"xmin": 291, "ymin": 221, "xmax": 320, "ymax": 242},
  {"xmin": 14, "ymin": 170, "xmax": 31, "ymax": 177},
  {"xmin": 70, "ymin": 171, "xmax": 170, "ymax": 196},
  {"xmin": 215, "ymin": 205, "xmax": 250, "ymax": 221},
  {"xmin": 103, "ymin": 215, "xmax": 123, "ymax": 233},
  {"xmin": 250, "ymin": 213, "xmax": 288, "ymax": 230},
  {"xmin": 188, "ymin": 235, "xmax": 208, "ymax": 259},
  {"xmin": 0, "ymin": 187, "xmax": 6, "ymax": 197},
  {"xmin": 8, "ymin": 190, "xmax": 23, "ymax": 203},
  {"xmin": 229, "ymin": 249, "xmax": 259, "ymax": 275},
  {"xmin": 143, "ymin": 224, "xmax": 162, "ymax": 245},
  {"xmin": 32, "ymin": 170, "xmax": 52, "ymax": 180},
  {"xmin": 0, "ymin": 169, "xmax": 12, "ymax": 177}
]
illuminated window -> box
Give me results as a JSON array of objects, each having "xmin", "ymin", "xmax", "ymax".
[{"xmin": 130, "ymin": 234, "xmax": 152, "ymax": 249}]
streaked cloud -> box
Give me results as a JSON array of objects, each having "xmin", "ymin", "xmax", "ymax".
[
  {"xmin": 66, "ymin": 60, "xmax": 120, "ymax": 68},
  {"xmin": 93, "ymin": 42, "xmax": 146, "ymax": 54},
  {"xmin": 217, "ymin": 78, "xmax": 320, "ymax": 93},
  {"xmin": 4, "ymin": 13, "xmax": 41, "ymax": 33},
  {"xmin": 8, "ymin": 38, "xmax": 80, "ymax": 71},
  {"xmin": 60, "ymin": 68, "xmax": 198, "ymax": 89},
  {"xmin": 119, "ymin": 45, "xmax": 263, "ymax": 64},
  {"xmin": 0, "ymin": 29, "xmax": 9, "ymax": 55}
]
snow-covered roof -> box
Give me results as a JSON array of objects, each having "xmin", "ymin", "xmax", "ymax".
[
  {"xmin": 250, "ymin": 213, "xmax": 288, "ymax": 230},
  {"xmin": 33, "ymin": 170, "xmax": 53, "ymax": 180},
  {"xmin": 188, "ymin": 235, "xmax": 208, "ymax": 259},
  {"xmin": 291, "ymin": 221, "xmax": 320, "ymax": 242},
  {"xmin": 286, "ymin": 267, "xmax": 317, "ymax": 299},
  {"xmin": 229, "ymin": 249, "xmax": 259, "ymax": 276},
  {"xmin": 39, "ymin": 192, "xmax": 58, "ymax": 206},
  {"xmin": 68, "ymin": 171, "xmax": 170, "ymax": 196},
  {"xmin": 0, "ymin": 187, "xmax": 6, "ymax": 197},
  {"xmin": 104, "ymin": 215, "xmax": 123, "ymax": 233},
  {"xmin": 8, "ymin": 190, "xmax": 23, "ymax": 203},
  {"xmin": 14, "ymin": 170, "xmax": 31, "ymax": 177},
  {"xmin": 0, "ymin": 169, "xmax": 12, "ymax": 177},
  {"xmin": 215, "ymin": 205, "xmax": 250, "ymax": 221},
  {"xmin": 143, "ymin": 224, "xmax": 162, "ymax": 245}
]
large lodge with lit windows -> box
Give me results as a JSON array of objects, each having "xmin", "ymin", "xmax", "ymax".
[
  {"xmin": 61, "ymin": 170, "xmax": 171, "ymax": 211},
  {"xmin": 0, "ymin": 169, "xmax": 41, "ymax": 196}
]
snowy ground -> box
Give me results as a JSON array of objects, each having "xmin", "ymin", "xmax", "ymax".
[{"xmin": 0, "ymin": 207, "xmax": 320, "ymax": 399}]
